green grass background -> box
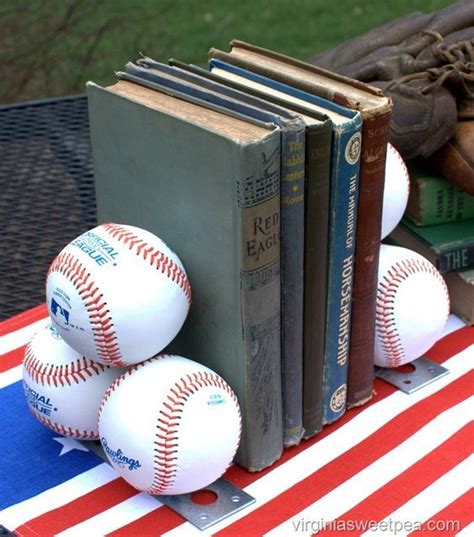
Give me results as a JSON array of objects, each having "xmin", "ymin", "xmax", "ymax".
[{"xmin": 0, "ymin": 0, "xmax": 455, "ymax": 103}]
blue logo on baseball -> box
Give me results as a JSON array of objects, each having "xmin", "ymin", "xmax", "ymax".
[
  {"xmin": 50, "ymin": 298, "xmax": 70, "ymax": 326},
  {"xmin": 101, "ymin": 438, "xmax": 141, "ymax": 471}
]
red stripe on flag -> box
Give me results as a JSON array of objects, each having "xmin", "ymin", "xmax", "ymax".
[
  {"xmin": 14, "ymin": 478, "xmax": 138, "ymax": 537},
  {"xmin": 106, "ymin": 505, "xmax": 183, "ymax": 537},
  {"xmin": 318, "ymin": 423, "xmax": 473, "ymax": 535},
  {"xmin": 409, "ymin": 488, "xmax": 474, "ymax": 536},
  {"xmin": 0, "ymin": 346, "xmax": 26, "ymax": 373},
  {"xmin": 0, "ymin": 304, "xmax": 48, "ymax": 336},
  {"xmin": 223, "ymin": 326, "xmax": 474, "ymax": 491},
  {"xmin": 426, "ymin": 326, "xmax": 474, "ymax": 363},
  {"xmin": 214, "ymin": 372, "xmax": 473, "ymax": 537},
  {"xmin": 220, "ymin": 371, "xmax": 399, "ymax": 490},
  {"xmin": 2, "ymin": 313, "xmax": 472, "ymax": 537}
]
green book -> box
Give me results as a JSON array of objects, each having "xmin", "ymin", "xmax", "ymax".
[
  {"xmin": 389, "ymin": 218, "xmax": 474, "ymax": 274},
  {"xmin": 406, "ymin": 165, "xmax": 474, "ymax": 226},
  {"xmin": 87, "ymin": 78, "xmax": 283, "ymax": 471}
]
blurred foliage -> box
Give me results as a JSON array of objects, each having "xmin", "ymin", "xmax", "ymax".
[{"xmin": 0, "ymin": 0, "xmax": 455, "ymax": 104}]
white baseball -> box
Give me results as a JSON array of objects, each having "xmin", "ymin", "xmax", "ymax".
[
  {"xmin": 46, "ymin": 223, "xmax": 191, "ymax": 366},
  {"xmin": 374, "ymin": 244, "xmax": 450, "ymax": 367},
  {"xmin": 98, "ymin": 355, "xmax": 242, "ymax": 495},
  {"xmin": 23, "ymin": 322, "xmax": 126, "ymax": 439},
  {"xmin": 381, "ymin": 143, "xmax": 410, "ymax": 239}
]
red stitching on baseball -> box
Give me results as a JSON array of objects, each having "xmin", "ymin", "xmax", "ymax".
[
  {"xmin": 29, "ymin": 407, "xmax": 98, "ymax": 440},
  {"xmin": 376, "ymin": 257, "xmax": 450, "ymax": 367},
  {"xmin": 147, "ymin": 367, "xmax": 241, "ymax": 495},
  {"xmin": 100, "ymin": 223, "xmax": 192, "ymax": 305},
  {"xmin": 388, "ymin": 144, "xmax": 410, "ymax": 195},
  {"xmin": 48, "ymin": 253, "xmax": 126, "ymax": 367},
  {"xmin": 23, "ymin": 343, "xmax": 110, "ymax": 388},
  {"xmin": 98, "ymin": 355, "xmax": 241, "ymax": 495}
]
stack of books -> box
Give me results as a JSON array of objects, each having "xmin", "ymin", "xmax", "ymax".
[
  {"xmin": 87, "ymin": 41, "xmax": 392, "ymax": 472},
  {"xmin": 389, "ymin": 164, "xmax": 474, "ymax": 325}
]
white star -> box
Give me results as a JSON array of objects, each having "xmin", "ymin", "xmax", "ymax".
[{"xmin": 53, "ymin": 436, "xmax": 90, "ymax": 456}]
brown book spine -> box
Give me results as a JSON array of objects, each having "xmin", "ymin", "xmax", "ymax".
[{"xmin": 346, "ymin": 114, "xmax": 391, "ymax": 408}]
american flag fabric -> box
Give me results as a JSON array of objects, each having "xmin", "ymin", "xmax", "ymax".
[{"xmin": 1, "ymin": 304, "xmax": 472, "ymax": 536}]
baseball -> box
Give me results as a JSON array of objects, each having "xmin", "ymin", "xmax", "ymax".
[
  {"xmin": 381, "ymin": 143, "xmax": 410, "ymax": 239},
  {"xmin": 46, "ymin": 223, "xmax": 191, "ymax": 367},
  {"xmin": 22, "ymin": 322, "xmax": 126, "ymax": 439},
  {"xmin": 98, "ymin": 355, "xmax": 242, "ymax": 495},
  {"xmin": 374, "ymin": 244, "xmax": 450, "ymax": 368}
]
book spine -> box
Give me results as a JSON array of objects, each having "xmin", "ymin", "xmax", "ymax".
[
  {"xmin": 443, "ymin": 269, "xmax": 474, "ymax": 324},
  {"xmin": 347, "ymin": 114, "xmax": 391, "ymax": 408},
  {"xmin": 322, "ymin": 123, "xmax": 361, "ymax": 424},
  {"xmin": 435, "ymin": 244, "xmax": 474, "ymax": 273},
  {"xmin": 303, "ymin": 123, "xmax": 332, "ymax": 437},
  {"xmin": 236, "ymin": 136, "xmax": 283, "ymax": 471},
  {"xmin": 406, "ymin": 174, "xmax": 474, "ymax": 226},
  {"xmin": 280, "ymin": 122, "xmax": 306, "ymax": 447}
]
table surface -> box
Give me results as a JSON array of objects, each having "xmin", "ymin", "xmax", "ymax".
[
  {"xmin": 0, "ymin": 95, "xmax": 97, "ymax": 321},
  {"xmin": 1, "ymin": 305, "xmax": 472, "ymax": 537}
]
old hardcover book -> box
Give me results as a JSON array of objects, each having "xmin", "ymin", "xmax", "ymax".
[
  {"xmin": 87, "ymin": 79, "xmax": 283, "ymax": 471},
  {"xmin": 443, "ymin": 268, "xmax": 474, "ymax": 324},
  {"xmin": 121, "ymin": 59, "xmax": 306, "ymax": 447},
  {"xmin": 406, "ymin": 165, "xmax": 474, "ymax": 226},
  {"xmin": 206, "ymin": 59, "xmax": 362, "ymax": 427},
  {"xmin": 165, "ymin": 58, "xmax": 333, "ymax": 436},
  {"xmin": 389, "ymin": 218, "xmax": 474, "ymax": 274},
  {"xmin": 209, "ymin": 40, "xmax": 392, "ymax": 408}
]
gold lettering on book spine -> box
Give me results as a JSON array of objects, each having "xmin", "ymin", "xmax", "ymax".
[{"xmin": 243, "ymin": 197, "xmax": 280, "ymax": 271}]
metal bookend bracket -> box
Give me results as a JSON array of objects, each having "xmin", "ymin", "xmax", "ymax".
[
  {"xmin": 374, "ymin": 356, "xmax": 449, "ymax": 394},
  {"xmin": 83, "ymin": 442, "xmax": 255, "ymax": 530},
  {"xmin": 158, "ymin": 478, "xmax": 256, "ymax": 530}
]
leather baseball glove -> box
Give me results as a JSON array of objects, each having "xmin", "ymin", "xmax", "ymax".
[{"xmin": 310, "ymin": 0, "xmax": 473, "ymax": 164}]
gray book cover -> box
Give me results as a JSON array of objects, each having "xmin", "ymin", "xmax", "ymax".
[{"xmin": 87, "ymin": 80, "xmax": 283, "ymax": 471}]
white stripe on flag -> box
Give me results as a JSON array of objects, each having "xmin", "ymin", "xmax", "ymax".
[
  {"xmin": 457, "ymin": 522, "xmax": 474, "ymax": 536},
  {"xmin": 0, "ymin": 364, "xmax": 22, "ymax": 388},
  {"xmin": 162, "ymin": 346, "xmax": 473, "ymax": 537},
  {"xmin": 265, "ymin": 398, "xmax": 473, "ymax": 536},
  {"xmin": 0, "ymin": 463, "xmax": 117, "ymax": 531},
  {"xmin": 0, "ymin": 316, "xmax": 49, "ymax": 355},
  {"xmin": 56, "ymin": 493, "xmax": 163, "ymax": 537},
  {"xmin": 362, "ymin": 456, "xmax": 473, "ymax": 536}
]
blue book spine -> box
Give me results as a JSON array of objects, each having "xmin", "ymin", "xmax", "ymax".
[
  {"xmin": 121, "ymin": 64, "xmax": 306, "ymax": 446},
  {"xmin": 323, "ymin": 124, "xmax": 361, "ymax": 423}
]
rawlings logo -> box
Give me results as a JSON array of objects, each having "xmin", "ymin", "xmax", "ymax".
[{"xmin": 101, "ymin": 438, "xmax": 141, "ymax": 471}]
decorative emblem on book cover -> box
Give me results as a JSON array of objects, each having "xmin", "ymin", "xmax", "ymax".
[
  {"xmin": 330, "ymin": 384, "xmax": 347, "ymax": 412},
  {"xmin": 345, "ymin": 133, "xmax": 362, "ymax": 165}
]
